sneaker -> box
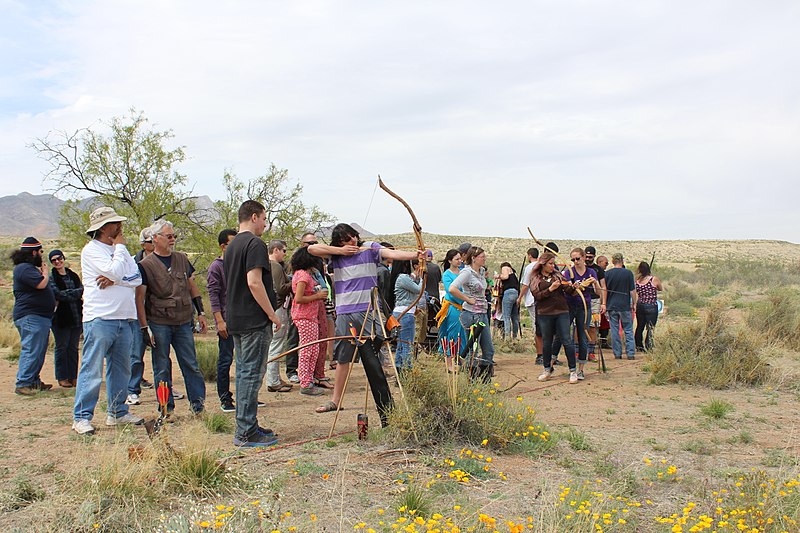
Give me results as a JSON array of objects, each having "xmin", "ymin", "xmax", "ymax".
[
  {"xmin": 72, "ymin": 419, "xmax": 95, "ymax": 435},
  {"xmin": 534, "ymin": 355, "xmax": 543, "ymax": 365},
  {"xmin": 257, "ymin": 426, "xmax": 276, "ymax": 437},
  {"xmin": 141, "ymin": 379, "xmax": 154, "ymax": 389},
  {"xmin": 173, "ymin": 389, "xmax": 185, "ymax": 400},
  {"xmin": 288, "ymin": 374, "xmax": 300, "ymax": 384},
  {"xmin": 569, "ymin": 371, "xmax": 578, "ymax": 384},
  {"xmin": 300, "ymin": 385, "xmax": 324, "ymax": 396},
  {"xmin": 537, "ymin": 368, "xmax": 554, "ymax": 382},
  {"xmin": 106, "ymin": 413, "xmax": 145, "ymax": 426},
  {"xmin": 552, "ymin": 359, "xmax": 560, "ymax": 366},
  {"xmin": 15, "ymin": 386, "xmax": 38, "ymax": 396},
  {"xmin": 587, "ymin": 353, "xmax": 597, "ymax": 362},
  {"xmin": 233, "ymin": 433, "xmax": 279, "ymax": 448},
  {"xmin": 257, "ymin": 400, "xmax": 266, "ymax": 407},
  {"xmin": 576, "ymin": 370, "xmax": 585, "ymax": 381},
  {"xmin": 125, "ymin": 393, "xmax": 141, "ymax": 405},
  {"xmin": 220, "ymin": 400, "xmax": 235, "ymax": 412}
]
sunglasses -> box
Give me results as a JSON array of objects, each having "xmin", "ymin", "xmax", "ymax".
[
  {"xmin": 303, "ymin": 241, "xmax": 318, "ymax": 246},
  {"xmin": 51, "ymin": 256, "xmax": 65, "ymax": 262},
  {"xmin": 571, "ymin": 257, "xmax": 582, "ymax": 262}
]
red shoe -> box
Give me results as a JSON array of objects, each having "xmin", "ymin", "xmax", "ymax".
[{"xmin": 588, "ymin": 353, "xmax": 597, "ymax": 362}]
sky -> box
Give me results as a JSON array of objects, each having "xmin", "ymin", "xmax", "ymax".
[{"xmin": 1, "ymin": 0, "xmax": 798, "ymax": 242}]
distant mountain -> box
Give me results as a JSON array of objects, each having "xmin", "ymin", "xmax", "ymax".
[{"xmin": 0, "ymin": 192, "xmax": 215, "ymax": 238}]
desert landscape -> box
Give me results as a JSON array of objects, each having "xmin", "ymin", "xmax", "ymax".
[{"xmin": 0, "ymin": 236, "xmax": 799, "ymax": 532}]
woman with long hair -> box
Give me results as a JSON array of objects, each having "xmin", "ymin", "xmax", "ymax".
[
  {"xmin": 635, "ymin": 261, "xmax": 663, "ymax": 351},
  {"xmin": 390, "ymin": 259, "xmax": 422, "ymax": 372},
  {"xmin": 563, "ymin": 248, "xmax": 600, "ymax": 380},
  {"xmin": 290, "ymin": 246, "xmax": 330, "ymax": 398},
  {"xmin": 497, "ymin": 261, "xmax": 521, "ymax": 339},
  {"xmin": 448, "ymin": 246, "xmax": 494, "ymax": 380},
  {"xmin": 48, "ymin": 250, "xmax": 83, "ymax": 388},
  {"xmin": 531, "ymin": 252, "xmax": 579, "ymax": 384},
  {"xmin": 435, "ymin": 249, "xmax": 466, "ymax": 372}
]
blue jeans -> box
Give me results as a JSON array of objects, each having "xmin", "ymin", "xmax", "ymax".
[
  {"xmin": 216, "ymin": 334, "xmax": 235, "ymax": 402},
  {"xmin": 539, "ymin": 313, "xmax": 576, "ymax": 370},
  {"xmin": 608, "ymin": 309, "xmax": 635, "ymax": 358},
  {"xmin": 73, "ymin": 319, "xmax": 136, "ymax": 421},
  {"xmin": 459, "ymin": 310, "xmax": 494, "ymax": 367},
  {"xmin": 128, "ymin": 327, "xmax": 148, "ymax": 394},
  {"xmin": 52, "ymin": 324, "xmax": 81, "ymax": 381},
  {"xmin": 502, "ymin": 289, "xmax": 520, "ymax": 339},
  {"xmin": 635, "ymin": 303, "xmax": 659, "ymax": 351},
  {"xmin": 568, "ymin": 305, "xmax": 590, "ymax": 363},
  {"xmin": 14, "ymin": 314, "xmax": 52, "ymax": 388},
  {"xmin": 232, "ymin": 327, "xmax": 272, "ymax": 441},
  {"xmin": 393, "ymin": 311, "xmax": 416, "ymax": 369},
  {"xmin": 149, "ymin": 322, "xmax": 206, "ymax": 414}
]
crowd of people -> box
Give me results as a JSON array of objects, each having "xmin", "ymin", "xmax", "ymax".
[{"xmin": 9, "ymin": 203, "xmax": 662, "ymax": 447}]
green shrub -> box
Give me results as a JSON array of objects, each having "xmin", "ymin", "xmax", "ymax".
[
  {"xmin": 746, "ymin": 289, "xmax": 800, "ymax": 351},
  {"xmin": 195, "ymin": 340, "xmax": 219, "ymax": 382},
  {"xmin": 699, "ymin": 398, "xmax": 735, "ymax": 420},
  {"xmin": 648, "ymin": 301, "xmax": 771, "ymax": 389}
]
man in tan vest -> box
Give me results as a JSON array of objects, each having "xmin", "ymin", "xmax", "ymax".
[{"xmin": 136, "ymin": 219, "xmax": 206, "ymax": 415}]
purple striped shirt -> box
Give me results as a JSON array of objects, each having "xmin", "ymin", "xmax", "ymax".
[{"xmin": 331, "ymin": 242, "xmax": 381, "ymax": 314}]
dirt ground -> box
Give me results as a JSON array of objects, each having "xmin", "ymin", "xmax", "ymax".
[{"xmin": 1, "ymin": 329, "xmax": 799, "ymax": 532}]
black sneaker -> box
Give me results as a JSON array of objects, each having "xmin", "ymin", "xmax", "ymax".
[
  {"xmin": 257, "ymin": 426, "xmax": 276, "ymax": 437},
  {"xmin": 534, "ymin": 355, "xmax": 543, "ymax": 365},
  {"xmin": 233, "ymin": 433, "xmax": 279, "ymax": 447},
  {"xmin": 220, "ymin": 400, "xmax": 235, "ymax": 413},
  {"xmin": 141, "ymin": 379, "xmax": 154, "ymax": 389}
]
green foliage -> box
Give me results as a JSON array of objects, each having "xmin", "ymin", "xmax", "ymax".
[
  {"xmin": 0, "ymin": 477, "xmax": 45, "ymax": 511},
  {"xmin": 699, "ymin": 398, "xmax": 735, "ymax": 420},
  {"xmin": 648, "ymin": 301, "xmax": 771, "ymax": 389},
  {"xmin": 562, "ymin": 427, "xmax": 593, "ymax": 451},
  {"xmin": 203, "ymin": 412, "xmax": 234, "ymax": 433},
  {"xmin": 195, "ymin": 340, "xmax": 219, "ymax": 382},
  {"xmin": 746, "ymin": 288, "xmax": 800, "ymax": 351},
  {"xmin": 395, "ymin": 483, "xmax": 433, "ymax": 518}
]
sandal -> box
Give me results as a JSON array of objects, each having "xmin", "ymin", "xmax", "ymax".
[
  {"xmin": 329, "ymin": 361, "xmax": 338, "ymax": 370},
  {"xmin": 315, "ymin": 401, "xmax": 341, "ymax": 413},
  {"xmin": 315, "ymin": 380, "xmax": 334, "ymax": 389}
]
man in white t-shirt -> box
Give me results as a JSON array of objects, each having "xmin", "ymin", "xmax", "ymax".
[
  {"xmin": 72, "ymin": 207, "xmax": 144, "ymax": 435},
  {"xmin": 517, "ymin": 247, "xmax": 543, "ymax": 364}
]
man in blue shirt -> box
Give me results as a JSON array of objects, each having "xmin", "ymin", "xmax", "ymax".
[{"xmin": 604, "ymin": 253, "xmax": 637, "ymax": 359}]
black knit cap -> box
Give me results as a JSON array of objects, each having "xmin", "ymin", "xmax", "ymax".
[{"xmin": 20, "ymin": 237, "xmax": 42, "ymax": 250}]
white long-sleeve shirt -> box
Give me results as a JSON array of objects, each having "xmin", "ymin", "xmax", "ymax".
[{"xmin": 81, "ymin": 239, "xmax": 142, "ymax": 322}]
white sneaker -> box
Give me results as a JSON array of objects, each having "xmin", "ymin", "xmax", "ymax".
[
  {"xmin": 537, "ymin": 368, "xmax": 553, "ymax": 382},
  {"xmin": 288, "ymin": 374, "xmax": 300, "ymax": 384},
  {"xmin": 72, "ymin": 419, "xmax": 95, "ymax": 435},
  {"xmin": 173, "ymin": 390, "xmax": 185, "ymax": 400},
  {"xmin": 106, "ymin": 413, "xmax": 145, "ymax": 426},
  {"xmin": 569, "ymin": 371, "xmax": 579, "ymax": 384},
  {"xmin": 125, "ymin": 393, "xmax": 141, "ymax": 405},
  {"xmin": 576, "ymin": 370, "xmax": 585, "ymax": 381}
]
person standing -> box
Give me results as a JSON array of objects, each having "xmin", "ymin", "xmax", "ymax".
[
  {"xmin": 73, "ymin": 207, "xmax": 144, "ymax": 435},
  {"xmin": 48, "ymin": 249, "xmax": 83, "ymax": 388},
  {"xmin": 126, "ymin": 227, "xmax": 155, "ymax": 406},
  {"xmin": 136, "ymin": 219, "xmax": 207, "ymax": 416},
  {"xmin": 563, "ymin": 248, "xmax": 600, "ymax": 380},
  {"xmin": 263, "ymin": 239, "xmax": 294, "ymax": 393},
  {"xmin": 517, "ymin": 247, "xmax": 542, "ymax": 364},
  {"xmin": 309, "ymin": 224, "xmax": 421, "ymax": 424},
  {"xmin": 11, "ymin": 237, "xmax": 55, "ymax": 395},
  {"xmin": 583, "ymin": 246, "xmax": 606, "ymax": 361},
  {"xmin": 224, "ymin": 200, "xmax": 282, "ymax": 447},
  {"xmin": 207, "ymin": 229, "xmax": 238, "ymax": 412},
  {"xmin": 391, "ymin": 259, "xmax": 423, "ymax": 372},
  {"xmin": 605, "ymin": 253, "xmax": 637, "ymax": 359},
  {"xmin": 436, "ymin": 249, "xmax": 466, "ymax": 372},
  {"xmin": 497, "ymin": 262, "xmax": 520, "ymax": 339},
  {"xmin": 634, "ymin": 261, "xmax": 663, "ymax": 352}
]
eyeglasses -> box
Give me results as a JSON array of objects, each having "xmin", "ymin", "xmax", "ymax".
[
  {"xmin": 303, "ymin": 241, "xmax": 318, "ymax": 246},
  {"xmin": 158, "ymin": 233, "xmax": 176, "ymax": 239}
]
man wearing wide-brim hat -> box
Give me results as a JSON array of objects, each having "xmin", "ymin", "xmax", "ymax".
[{"xmin": 72, "ymin": 206, "xmax": 145, "ymax": 435}]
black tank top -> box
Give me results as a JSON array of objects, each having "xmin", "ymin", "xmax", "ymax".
[{"xmin": 501, "ymin": 272, "xmax": 520, "ymax": 295}]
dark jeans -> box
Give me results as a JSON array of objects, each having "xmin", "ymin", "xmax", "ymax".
[
  {"xmin": 232, "ymin": 327, "xmax": 272, "ymax": 440},
  {"xmin": 149, "ymin": 322, "xmax": 206, "ymax": 414},
  {"xmin": 568, "ymin": 305, "xmax": 590, "ymax": 363},
  {"xmin": 128, "ymin": 327, "xmax": 148, "ymax": 395},
  {"xmin": 52, "ymin": 324, "xmax": 81, "ymax": 381},
  {"xmin": 539, "ymin": 313, "xmax": 576, "ymax": 371},
  {"xmin": 635, "ymin": 303, "xmax": 659, "ymax": 351},
  {"xmin": 216, "ymin": 334, "xmax": 235, "ymax": 402},
  {"xmin": 285, "ymin": 322, "xmax": 299, "ymax": 376}
]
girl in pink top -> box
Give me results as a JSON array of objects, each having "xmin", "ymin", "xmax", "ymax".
[{"xmin": 291, "ymin": 247, "xmax": 329, "ymax": 396}]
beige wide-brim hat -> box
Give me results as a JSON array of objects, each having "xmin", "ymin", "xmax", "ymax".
[{"xmin": 86, "ymin": 206, "xmax": 128, "ymax": 235}]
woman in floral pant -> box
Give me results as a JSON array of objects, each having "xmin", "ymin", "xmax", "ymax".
[{"xmin": 290, "ymin": 247, "xmax": 329, "ymax": 397}]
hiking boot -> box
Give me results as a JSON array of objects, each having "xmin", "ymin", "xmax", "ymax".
[
  {"xmin": 233, "ymin": 433, "xmax": 279, "ymax": 448},
  {"xmin": 141, "ymin": 379, "xmax": 153, "ymax": 389},
  {"xmin": 72, "ymin": 419, "xmax": 95, "ymax": 435},
  {"xmin": 173, "ymin": 390, "xmax": 185, "ymax": 400},
  {"xmin": 569, "ymin": 371, "xmax": 579, "ymax": 384},
  {"xmin": 220, "ymin": 399, "xmax": 235, "ymax": 413},
  {"xmin": 106, "ymin": 413, "xmax": 145, "ymax": 426},
  {"xmin": 15, "ymin": 386, "xmax": 38, "ymax": 396},
  {"xmin": 125, "ymin": 393, "xmax": 141, "ymax": 405},
  {"xmin": 58, "ymin": 379, "xmax": 74, "ymax": 388},
  {"xmin": 576, "ymin": 370, "xmax": 585, "ymax": 381},
  {"xmin": 300, "ymin": 385, "xmax": 324, "ymax": 396},
  {"xmin": 36, "ymin": 382, "xmax": 53, "ymax": 391},
  {"xmin": 537, "ymin": 368, "xmax": 554, "ymax": 382}
]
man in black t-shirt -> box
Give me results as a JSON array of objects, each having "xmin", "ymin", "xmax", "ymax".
[
  {"xmin": 584, "ymin": 246, "xmax": 607, "ymax": 360},
  {"xmin": 224, "ymin": 200, "xmax": 283, "ymax": 447}
]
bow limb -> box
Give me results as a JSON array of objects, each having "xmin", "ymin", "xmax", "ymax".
[{"xmin": 378, "ymin": 176, "xmax": 427, "ymax": 321}]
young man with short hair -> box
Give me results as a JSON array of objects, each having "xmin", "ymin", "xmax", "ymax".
[{"xmin": 208, "ymin": 228, "xmax": 238, "ymax": 412}]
